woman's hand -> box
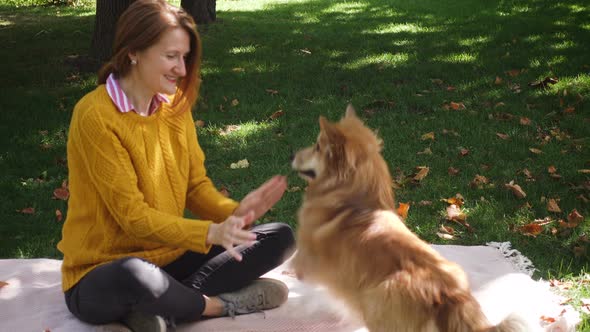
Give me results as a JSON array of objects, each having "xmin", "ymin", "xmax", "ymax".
[
  {"xmin": 233, "ymin": 175, "xmax": 288, "ymax": 222},
  {"xmin": 206, "ymin": 211, "xmax": 257, "ymax": 261}
]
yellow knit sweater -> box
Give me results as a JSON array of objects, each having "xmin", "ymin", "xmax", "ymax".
[{"xmin": 58, "ymin": 85, "xmax": 239, "ymax": 292}]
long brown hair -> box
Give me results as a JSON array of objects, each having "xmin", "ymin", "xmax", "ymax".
[{"xmin": 98, "ymin": 0, "xmax": 201, "ymax": 111}]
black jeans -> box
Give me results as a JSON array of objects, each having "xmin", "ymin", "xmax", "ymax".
[{"xmin": 64, "ymin": 222, "xmax": 295, "ymax": 325}]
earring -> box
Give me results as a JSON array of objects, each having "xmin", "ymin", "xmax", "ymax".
[{"xmin": 131, "ymin": 59, "xmax": 137, "ymax": 65}]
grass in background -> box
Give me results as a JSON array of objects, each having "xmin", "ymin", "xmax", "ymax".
[{"xmin": 0, "ymin": 0, "xmax": 589, "ymax": 325}]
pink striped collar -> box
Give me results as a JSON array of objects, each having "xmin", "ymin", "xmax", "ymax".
[{"xmin": 105, "ymin": 73, "xmax": 170, "ymax": 116}]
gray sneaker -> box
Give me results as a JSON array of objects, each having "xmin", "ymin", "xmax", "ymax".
[
  {"xmin": 218, "ymin": 278, "xmax": 289, "ymax": 318},
  {"xmin": 122, "ymin": 311, "xmax": 168, "ymax": 332}
]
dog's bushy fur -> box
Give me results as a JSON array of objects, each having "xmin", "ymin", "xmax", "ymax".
[{"xmin": 291, "ymin": 106, "xmax": 528, "ymax": 332}]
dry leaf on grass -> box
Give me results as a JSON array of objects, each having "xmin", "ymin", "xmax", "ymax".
[
  {"xmin": 417, "ymin": 147, "xmax": 432, "ymax": 155},
  {"xmin": 437, "ymin": 232, "xmax": 455, "ymax": 240},
  {"xmin": 573, "ymin": 246, "xmax": 586, "ymax": 257},
  {"xmin": 446, "ymin": 205, "xmax": 472, "ymax": 231},
  {"xmin": 421, "ymin": 132, "xmax": 435, "ymax": 141},
  {"xmin": 470, "ymin": 175, "xmax": 489, "ymax": 189},
  {"xmin": 219, "ymin": 186, "xmax": 230, "ymax": 197},
  {"xmin": 547, "ymin": 199, "xmax": 562, "ymax": 213},
  {"xmin": 230, "ymin": 159, "xmax": 250, "ymax": 169},
  {"xmin": 220, "ymin": 125, "xmax": 241, "ymax": 136},
  {"xmin": 520, "ymin": 117, "xmax": 531, "ymax": 126},
  {"xmin": 194, "ymin": 120, "xmax": 206, "ymax": 128},
  {"xmin": 517, "ymin": 223, "xmax": 543, "ymax": 237},
  {"xmin": 442, "ymin": 129, "xmax": 460, "ymax": 136},
  {"xmin": 558, "ymin": 209, "xmax": 584, "ymax": 228},
  {"xmin": 448, "ymin": 167, "xmax": 460, "ymax": 176},
  {"xmin": 505, "ymin": 180, "xmax": 527, "ymax": 199},
  {"xmin": 522, "ymin": 168, "xmax": 535, "ymax": 181},
  {"xmin": 528, "ymin": 77, "xmax": 558, "ymax": 89},
  {"xmin": 450, "ymin": 102, "xmax": 466, "ymax": 110},
  {"xmin": 413, "ymin": 167, "xmax": 430, "ymax": 181},
  {"xmin": 53, "ymin": 187, "xmax": 69, "ymax": 200},
  {"xmin": 441, "ymin": 197, "xmax": 464, "ymax": 207},
  {"xmin": 439, "ymin": 225, "xmax": 455, "ymax": 235},
  {"xmin": 286, "ymin": 186, "xmax": 301, "ymax": 193},
  {"xmin": 17, "ymin": 207, "xmax": 35, "ymax": 214},
  {"xmin": 496, "ymin": 133, "xmax": 510, "ymax": 140},
  {"xmin": 507, "ymin": 69, "xmax": 521, "ymax": 77},
  {"xmin": 396, "ymin": 202, "xmax": 410, "ymax": 219},
  {"xmin": 55, "ymin": 209, "xmax": 63, "ymax": 222},
  {"xmin": 269, "ymin": 110, "xmax": 284, "ymax": 120},
  {"xmin": 529, "ymin": 148, "xmax": 543, "ymax": 154}
]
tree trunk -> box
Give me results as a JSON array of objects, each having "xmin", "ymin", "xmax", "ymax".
[
  {"xmin": 90, "ymin": 0, "xmax": 135, "ymax": 63},
  {"xmin": 181, "ymin": 0, "xmax": 216, "ymax": 25}
]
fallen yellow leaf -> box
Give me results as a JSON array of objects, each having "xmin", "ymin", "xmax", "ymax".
[{"xmin": 421, "ymin": 132, "xmax": 435, "ymax": 141}]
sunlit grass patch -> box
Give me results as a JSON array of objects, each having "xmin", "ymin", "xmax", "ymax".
[
  {"xmin": 343, "ymin": 52, "xmax": 409, "ymax": 69},
  {"xmin": 433, "ymin": 52, "xmax": 477, "ymax": 64}
]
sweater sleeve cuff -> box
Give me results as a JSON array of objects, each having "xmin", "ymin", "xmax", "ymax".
[{"xmin": 184, "ymin": 219, "xmax": 213, "ymax": 253}]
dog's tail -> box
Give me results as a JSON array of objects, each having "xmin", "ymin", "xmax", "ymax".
[
  {"xmin": 488, "ymin": 313, "xmax": 531, "ymax": 332},
  {"xmin": 437, "ymin": 293, "xmax": 531, "ymax": 332}
]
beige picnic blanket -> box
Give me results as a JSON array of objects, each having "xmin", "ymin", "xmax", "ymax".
[{"xmin": 0, "ymin": 242, "xmax": 580, "ymax": 332}]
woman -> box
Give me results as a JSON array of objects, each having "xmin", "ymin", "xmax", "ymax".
[{"xmin": 57, "ymin": 0, "xmax": 295, "ymax": 330}]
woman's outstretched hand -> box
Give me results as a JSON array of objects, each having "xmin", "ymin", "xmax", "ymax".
[
  {"xmin": 233, "ymin": 175, "xmax": 288, "ymax": 222},
  {"xmin": 206, "ymin": 211, "xmax": 256, "ymax": 261}
]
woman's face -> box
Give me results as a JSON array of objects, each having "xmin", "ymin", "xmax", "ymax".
[{"xmin": 133, "ymin": 27, "xmax": 190, "ymax": 95}]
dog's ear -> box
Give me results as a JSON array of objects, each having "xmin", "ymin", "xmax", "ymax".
[
  {"xmin": 319, "ymin": 116, "xmax": 345, "ymax": 145},
  {"xmin": 345, "ymin": 104, "xmax": 357, "ymax": 118}
]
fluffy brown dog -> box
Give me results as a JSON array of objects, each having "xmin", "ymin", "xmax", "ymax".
[{"xmin": 291, "ymin": 106, "xmax": 528, "ymax": 332}]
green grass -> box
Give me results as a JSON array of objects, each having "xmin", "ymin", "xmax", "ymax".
[{"xmin": 0, "ymin": 0, "xmax": 589, "ymax": 326}]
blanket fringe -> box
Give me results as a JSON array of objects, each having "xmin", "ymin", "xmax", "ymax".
[{"xmin": 486, "ymin": 242, "xmax": 536, "ymax": 276}]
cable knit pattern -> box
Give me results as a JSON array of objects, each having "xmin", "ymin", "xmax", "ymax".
[{"xmin": 58, "ymin": 85, "xmax": 239, "ymax": 292}]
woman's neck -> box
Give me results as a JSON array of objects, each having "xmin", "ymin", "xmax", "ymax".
[{"xmin": 119, "ymin": 74, "xmax": 154, "ymax": 116}]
